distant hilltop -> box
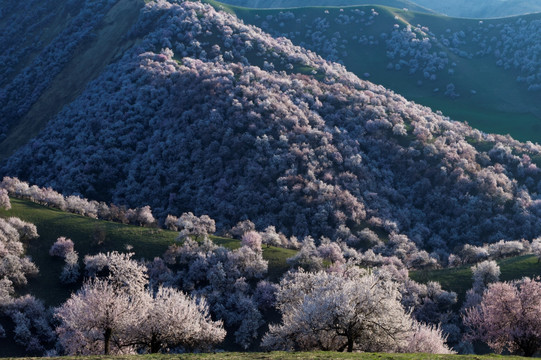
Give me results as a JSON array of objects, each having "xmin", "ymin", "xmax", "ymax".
[{"xmin": 218, "ymin": 0, "xmax": 541, "ymax": 18}]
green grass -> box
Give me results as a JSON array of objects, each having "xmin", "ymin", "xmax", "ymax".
[
  {"xmin": 4, "ymin": 196, "xmax": 541, "ymax": 308},
  {"xmin": 0, "ymin": 198, "xmax": 297, "ymax": 357},
  {"xmin": 208, "ymin": 1, "xmax": 541, "ymax": 144},
  {"xmin": 0, "ymin": 198, "xmax": 294, "ymax": 306},
  {"xmin": 2, "ymin": 198, "xmax": 541, "ymax": 358},
  {"xmin": 215, "ymin": 0, "xmax": 434, "ymax": 13},
  {"xmin": 0, "ymin": 351, "xmax": 530, "ymax": 359},
  {"xmin": 410, "ymin": 254, "xmax": 541, "ymax": 303}
]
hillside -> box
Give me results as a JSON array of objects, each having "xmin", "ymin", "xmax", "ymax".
[
  {"xmin": 0, "ymin": 197, "xmax": 293, "ymax": 307},
  {"xmin": 216, "ymin": 0, "xmax": 541, "ymax": 18},
  {"xmin": 412, "ymin": 0, "xmax": 541, "ymax": 18},
  {"xmin": 4, "ymin": 0, "xmax": 541, "ymax": 258},
  {"xmin": 217, "ymin": 2, "xmax": 541, "ymax": 143},
  {"xmin": 217, "ymin": 0, "xmax": 432, "ymax": 13},
  {"xmin": 0, "ymin": 0, "xmax": 146, "ymax": 159}
]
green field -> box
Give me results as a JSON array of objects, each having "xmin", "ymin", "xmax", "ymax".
[
  {"xmin": 411, "ymin": 254, "xmax": 541, "ymax": 302},
  {"xmin": 208, "ymin": 1, "xmax": 541, "ymax": 144},
  {"xmin": 0, "ymin": 198, "xmax": 294, "ymax": 307},
  {"xmin": 2, "ymin": 198, "xmax": 541, "ymax": 357},
  {"xmin": 3, "ymin": 196, "xmax": 541, "ymax": 307},
  {"xmin": 0, "ymin": 352, "xmax": 530, "ymax": 360}
]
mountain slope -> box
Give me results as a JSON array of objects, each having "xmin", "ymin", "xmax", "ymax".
[
  {"xmin": 5, "ymin": 0, "xmax": 541, "ymax": 256},
  {"xmin": 217, "ymin": 2, "xmax": 541, "ymax": 143},
  {"xmin": 0, "ymin": 0, "xmax": 145, "ymax": 159}
]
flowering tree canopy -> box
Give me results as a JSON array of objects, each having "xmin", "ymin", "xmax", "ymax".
[{"xmin": 464, "ymin": 277, "xmax": 541, "ymax": 357}]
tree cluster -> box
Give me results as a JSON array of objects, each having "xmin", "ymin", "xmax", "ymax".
[
  {"xmin": 56, "ymin": 267, "xmax": 225, "ymax": 354},
  {"xmin": 0, "ymin": 177, "xmax": 157, "ymax": 227},
  {"xmin": 159, "ymin": 235, "xmax": 268, "ymax": 348},
  {"xmin": 262, "ymin": 268, "xmax": 454, "ymax": 354}
]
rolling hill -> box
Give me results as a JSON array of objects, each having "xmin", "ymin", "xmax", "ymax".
[
  {"xmin": 216, "ymin": 0, "xmax": 432, "ymax": 13},
  {"xmin": 217, "ymin": 0, "xmax": 541, "ymax": 18},
  {"xmin": 412, "ymin": 0, "xmax": 541, "ymax": 18},
  {"xmin": 0, "ymin": 196, "xmax": 295, "ymax": 356},
  {"xmin": 214, "ymin": 1, "xmax": 541, "ymax": 143},
  {"xmin": 4, "ymin": 0, "xmax": 541, "ymax": 255}
]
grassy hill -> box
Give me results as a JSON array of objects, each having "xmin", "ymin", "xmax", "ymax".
[
  {"xmin": 411, "ymin": 254, "xmax": 541, "ymax": 303},
  {"xmin": 209, "ymin": 1, "xmax": 541, "ymax": 144},
  {"xmin": 216, "ymin": 0, "xmax": 433, "ymax": 13},
  {"xmin": 217, "ymin": 0, "xmax": 541, "ymax": 18},
  {"xmin": 412, "ymin": 0, "xmax": 541, "ymax": 18},
  {"xmin": 0, "ymin": 198, "xmax": 294, "ymax": 307},
  {"xmin": 2, "ymin": 196, "xmax": 539, "ymax": 309}
]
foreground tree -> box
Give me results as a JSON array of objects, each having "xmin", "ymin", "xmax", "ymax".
[
  {"xmin": 262, "ymin": 269, "xmax": 451, "ymax": 353},
  {"xmin": 55, "ymin": 279, "xmax": 140, "ymax": 355},
  {"xmin": 405, "ymin": 322, "xmax": 455, "ymax": 354},
  {"xmin": 84, "ymin": 251, "xmax": 148, "ymax": 295},
  {"xmin": 132, "ymin": 286, "xmax": 225, "ymax": 353},
  {"xmin": 463, "ymin": 277, "xmax": 541, "ymax": 357},
  {"xmin": 55, "ymin": 269, "xmax": 225, "ymax": 355}
]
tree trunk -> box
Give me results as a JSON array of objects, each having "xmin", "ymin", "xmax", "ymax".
[
  {"xmin": 523, "ymin": 348, "xmax": 535, "ymax": 357},
  {"xmin": 519, "ymin": 338, "xmax": 538, "ymax": 357},
  {"xmin": 347, "ymin": 337, "xmax": 354, "ymax": 352},
  {"xmin": 104, "ymin": 327, "xmax": 112, "ymax": 355},
  {"xmin": 522, "ymin": 346, "xmax": 536, "ymax": 357},
  {"xmin": 150, "ymin": 333, "xmax": 161, "ymax": 353}
]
